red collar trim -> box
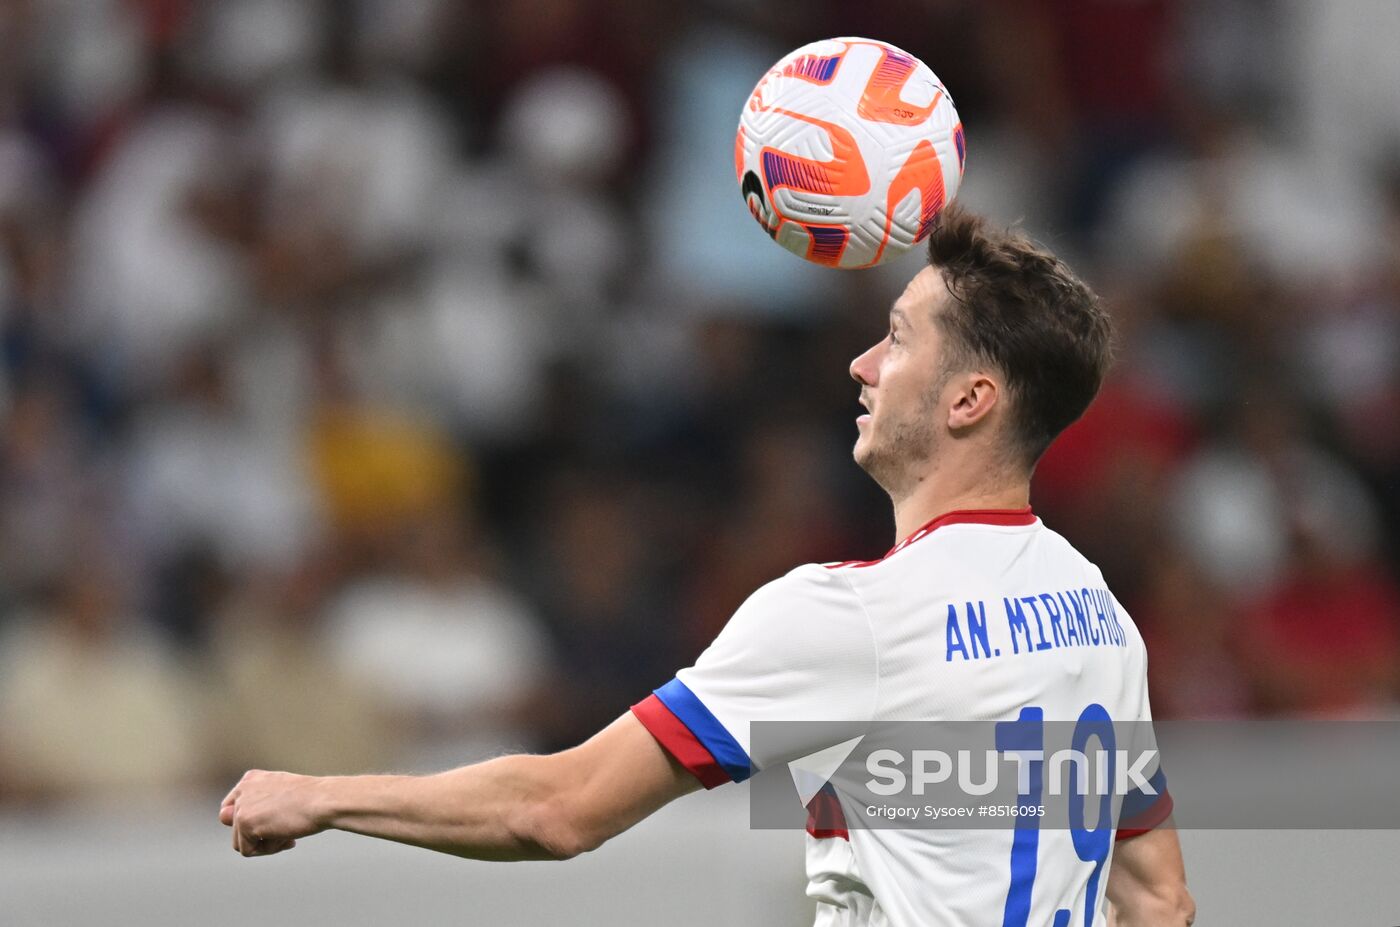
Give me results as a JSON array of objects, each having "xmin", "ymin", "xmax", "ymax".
[
  {"xmin": 827, "ymin": 507, "xmax": 1036, "ymax": 570},
  {"xmin": 910, "ymin": 506, "xmax": 1037, "ymax": 537}
]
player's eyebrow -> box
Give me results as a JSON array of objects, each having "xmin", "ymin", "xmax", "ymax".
[{"xmin": 890, "ymin": 305, "xmax": 909, "ymax": 327}]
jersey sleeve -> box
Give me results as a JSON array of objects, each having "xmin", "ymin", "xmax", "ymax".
[
  {"xmin": 1116, "ymin": 617, "xmax": 1173, "ymax": 840},
  {"xmin": 631, "ymin": 564, "xmax": 878, "ymax": 789}
]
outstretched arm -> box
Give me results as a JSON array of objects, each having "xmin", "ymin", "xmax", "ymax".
[
  {"xmin": 220, "ymin": 712, "xmax": 700, "ymax": 860},
  {"xmin": 1105, "ymin": 822, "xmax": 1195, "ymax": 926}
]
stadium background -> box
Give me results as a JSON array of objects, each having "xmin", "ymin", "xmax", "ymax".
[{"xmin": 0, "ymin": 0, "xmax": 1397, "ymax": 922}]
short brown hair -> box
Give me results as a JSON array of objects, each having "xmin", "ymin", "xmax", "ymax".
[{"xmin": 926, "ymin": 205, "xmax": 1112, "ymax": 466}]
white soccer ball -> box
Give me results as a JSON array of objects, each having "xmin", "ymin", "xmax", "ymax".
[{"xmin": 735, "ymin": 37, "xmax": 965, "ymax": 269}]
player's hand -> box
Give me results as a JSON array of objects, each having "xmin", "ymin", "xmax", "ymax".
[{"xmin": 220, "ymin": 769, "xmax": 327, "ymax": 857}]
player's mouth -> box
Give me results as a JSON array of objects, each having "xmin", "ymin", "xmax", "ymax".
[{"xmin": 857, "ymin": 394, "xmax": 873, "ymax": 427}]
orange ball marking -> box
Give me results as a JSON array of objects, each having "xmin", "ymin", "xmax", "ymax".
[
  {"xmin": 851, "ymin": 41, "xmax": 942, "ymax": 126},
  {"xmin": 744, "ymin": 52, "xmax": 845, "ymax": 115},
  {"xmin": 863, "ymin": 139, "xmax": 946, "ymax": 268},
  {"xmin": 801, "ymin": 224, "xmax": 850, "ymax": 267},
  {"xmin": 759, "ymin": 108, "xmax": 870, "ymax": 199}
]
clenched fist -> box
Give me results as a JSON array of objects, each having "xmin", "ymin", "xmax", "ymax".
[{"xmin": 220, "ymin": 770, "xmax": 328, "ymax": 857}]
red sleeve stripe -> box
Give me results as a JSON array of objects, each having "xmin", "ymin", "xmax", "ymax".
[
  {"xmin": 630, "ymin": 694, "xmax": 733, "ymax": 790},
  {"xmin": 1116, "ymin": 788, "xmax": 1174, "ymax": 841},
  {"xmin": 805, "ymin": 784, "xmax": 850, "ymax": 840}
]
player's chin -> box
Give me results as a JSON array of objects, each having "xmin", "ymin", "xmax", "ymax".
[{"xmin": 852, "ymin": 432, "xmax": 876, "ymax": 467}]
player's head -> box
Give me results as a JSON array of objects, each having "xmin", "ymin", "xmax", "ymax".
[{"xmin": 848, "ymin": 205, "xmax": 1111, "ymax": 498}]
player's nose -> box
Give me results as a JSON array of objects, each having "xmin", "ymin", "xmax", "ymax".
[{"xmin": 850, "ymin": 341, "xmax": 880, "ymax": 386}]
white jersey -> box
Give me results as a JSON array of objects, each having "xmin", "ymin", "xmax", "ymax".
[{"xmin": 632, "ymin": 508, "xmax": 1172, "ymax": 927}]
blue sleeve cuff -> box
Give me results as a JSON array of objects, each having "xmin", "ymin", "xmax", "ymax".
[{"xmin": 653, "ymin": 678, "xmax": 753, "ymax": 783}]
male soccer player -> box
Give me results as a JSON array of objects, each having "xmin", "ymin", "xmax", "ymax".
[{"xmin": 222, "ymin": 206, "xmax": 1194, "ymax": 926}]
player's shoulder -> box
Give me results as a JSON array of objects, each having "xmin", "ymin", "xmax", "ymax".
[
  {"xmin": 713, "ymin": 562, "xmax": 874, "ymax": 654},
  {"xmin": 729, "ymin": 561, "xmax": 872, "ymax": 626},
  {"xmin": 1034, "ymin": 519, "xmax": 1105, "ymax": 572},
  {"xmin": 756, "ymin": 561, "xmax": 867, "ymax": 605}
]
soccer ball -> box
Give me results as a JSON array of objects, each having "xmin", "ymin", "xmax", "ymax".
[{"xmin": 735, "ymin": 37, "xmax": 965, "ymax": 269}]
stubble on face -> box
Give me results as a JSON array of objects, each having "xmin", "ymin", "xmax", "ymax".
[{"xmin": 855, "ymin": 362, "xmax": 954, "ymax": 502}]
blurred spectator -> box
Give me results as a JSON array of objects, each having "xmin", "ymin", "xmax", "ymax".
[
  {"xmin": 1297, "ymin": 169, "xmax": 1400, "ymax": 556},
  {"xmin": 68, "ymin": 107, "xmax": 251, "ymax": 387},
  {"xmin": 306, "ymin": 378, "xmax": 465, "ymax": 543},
  {"xmin": 644, "ymin": 22, "xmax": 824, "ymax": 311},
  {"xmin": 126, "ymin": 342, "xmax": 320, "ymax": 580},
  {"xmin": 253, "ymin": 70, "xmax": 454, "ymax": 265},
  {"xmin": 0, "ymin": 375, "xmax": 94, "ymax": 598},
  {"xmin": 323, "ymin": 506, "xmax": 552, "ymax": 765},
  {"xmin": 1168, "ymin": 386, "xmax": 1383, "ymax": 598},
  {"xmin": 1133, "ymin": 550, "xmax": 1251, "ymax": 720},
  {"xmin": 682, "ymin": 419, "xmax": 853, "ymax": 651},
  {"xmin": 1291, "ymin": 0, "xmax": 1400, "ymax": 180},
  {"xmin": 208, "ymin": 552, "xmax": 399, "ymax": 778},
  {"xmin": 1238, "ymin": 549, "xmax": 1400, "ymax": 717},
  {"xmin": 525, "ymin": 475, "xmax": 685, "ymax": 751},
  {"xmin": 347, "ymin": 263, "xmax": 554, "ymax": 442},
  {"xmin": 1169, "ymin": 386, "xmax": 1400, "ymax": 715},
  {"xmin": 0, "ymin": 558, "xmax": 207, "ymax": 803},
  {"xmin": 982, "ymin": 0, "xmax": 1181, "ymax": 243},
  {"xmin": 1099, "ymin": 111, "xmax": 1381, "ymax": 287}
]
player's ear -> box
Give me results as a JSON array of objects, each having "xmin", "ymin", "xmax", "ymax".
[{"xmin": 947, "ymin": 373, "xmax": 999, "ymax": 432}]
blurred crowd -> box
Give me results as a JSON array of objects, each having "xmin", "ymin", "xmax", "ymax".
[{"xmin": 0, "ymin": 0, "xmax": 1396, "ymax": 807}]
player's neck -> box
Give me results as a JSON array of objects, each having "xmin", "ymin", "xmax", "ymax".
[{"xmin": 890, "ymin": 472, "xmax": 1030, "ymax": 544}]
